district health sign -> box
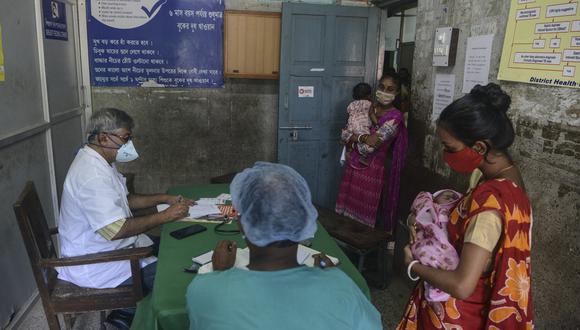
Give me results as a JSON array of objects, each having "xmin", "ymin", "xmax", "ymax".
[{"xmin": 498, "ymin": 0, "xmax": 580, "ymax": 89}]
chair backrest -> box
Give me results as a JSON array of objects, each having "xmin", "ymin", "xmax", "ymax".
[{"xmin": 13, "ymin": 181, "xmax": 58, "ymax": 293}]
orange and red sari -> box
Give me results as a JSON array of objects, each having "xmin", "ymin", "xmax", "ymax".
[{"xmin": 397, "ymin": 178, "xmax": 534, "ymax": 329}]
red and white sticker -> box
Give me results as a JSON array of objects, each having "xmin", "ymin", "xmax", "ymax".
[{"xmin": 298, "ymin": 86, "xmax": 314, "ymax": 98}]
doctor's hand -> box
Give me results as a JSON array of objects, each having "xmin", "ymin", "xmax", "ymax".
[
  {"xmin": 166, "ymin": 195, "xmax": 194, "ymax": 206},
  {"xmin": 212, "ymin": 240, "xmax": 237, "ymax": 271},
  {"xmin": 163, "ymin": 202, "xmax": 189, "ymax": 221}
]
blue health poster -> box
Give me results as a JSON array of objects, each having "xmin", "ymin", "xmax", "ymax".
[
  {"xmin": 87, "ymin": 0, "xmax": 224, "ymax": 88},
  {"xmin": 44, "ymin": 0, "xmax": 68, "ymax": 41}
]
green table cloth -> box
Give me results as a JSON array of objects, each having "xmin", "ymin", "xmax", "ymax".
[{"xmin": 131, "ymin": 184, "xmax": 371, "ymax": 330}]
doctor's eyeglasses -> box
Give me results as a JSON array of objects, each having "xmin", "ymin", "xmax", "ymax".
[{"xmin": 105, "ymin": 132, "xmax": 133, "ymax": 144}]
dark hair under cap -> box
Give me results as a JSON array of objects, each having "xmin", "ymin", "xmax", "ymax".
[
  {"xmin": 438, "ymin": 83, "xmax": 515, "ymax": 152},
  {"xmin": 352, "ymin": 82, "xmax": 372, "ymax": 100}
]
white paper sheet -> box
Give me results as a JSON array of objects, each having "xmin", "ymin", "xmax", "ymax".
[
  {"xmin": 189, "ymin": 195, "xmax": 231, "ymax": 206},
  {"xmin": 462, "ymin": 34, "xmax": 494, "ymax": 93},
  {"xmin": 196, "ymin": 198, "xmax": 220, "ymax": 205},
  {"xmin": 192, "ymin": 250, "xmax": 215, "ymax": 265},
  {"xmin": 156, "ymin": 204, "xmax": 170, "ymax": 212},
  {"xmin": 432, "ymin": 74, "xmax": 456, "ymax": 121},
  {"xmin": 189, "ymin": 204, "xmax": 221, "ymax": 218},
  {"xmin": 216, "ymin": 193, "xmax": 231, "ymax": 204}
]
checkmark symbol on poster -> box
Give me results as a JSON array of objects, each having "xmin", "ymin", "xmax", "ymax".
[{"xmin": 141, "ymin": 0, "xmax": 167, "ymax": 18}]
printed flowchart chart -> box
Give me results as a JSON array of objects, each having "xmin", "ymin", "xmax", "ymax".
[{"xmin": 498, "ymin": 0, "xmax": 580, "ymax": 88}]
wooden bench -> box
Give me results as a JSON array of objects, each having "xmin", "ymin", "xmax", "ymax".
[{"xmin": 316, "ymin": 205, "xmax": 391, "ymax": 289}]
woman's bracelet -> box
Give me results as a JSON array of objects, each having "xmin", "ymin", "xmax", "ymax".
[
  {"xmin": 357, "ymin": 134, "xmax": 368, "ymax": 143},
  {"xmin": 407, "ymin": 260, "xmax": 420, "ymax": 281}
]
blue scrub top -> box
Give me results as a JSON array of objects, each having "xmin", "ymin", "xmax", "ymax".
[{"xmin": 186, "ymin": 266, "xmax": 382, "ymax": 330}]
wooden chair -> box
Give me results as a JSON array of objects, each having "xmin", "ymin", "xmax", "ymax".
[
  {"xmin": 13, "ymin": 181, "xmax": 153, "ymax": 330},
  {"xmin": 316, "ymin": 205, "xmax": 392, "ymax": 289}
]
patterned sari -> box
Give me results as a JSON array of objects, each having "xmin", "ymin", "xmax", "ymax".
[
  {"xmin": 335, "ymin": 108, "xmax": 408, "ymax": 230},
  {"xmin": 397, "ymin": 178, "xmax": 534, "ymax": 329}
]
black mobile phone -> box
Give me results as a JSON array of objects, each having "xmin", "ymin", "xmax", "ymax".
[{"xmin": 170, "ymin": 224, "xmax": 207, "ymax": 239}]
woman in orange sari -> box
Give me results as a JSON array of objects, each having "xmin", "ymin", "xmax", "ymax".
[{"xmin": 398, "ymin": 83, "xmax": 534, "ymax": 329}]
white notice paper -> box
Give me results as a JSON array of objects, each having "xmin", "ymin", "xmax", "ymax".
[
  {"xmin": 432, "ymin": 74, "xmax": 456, "ymax": 121},
  {"xmin": 462, "ymin": 34, "xmax": 494, "ymax": 93}
]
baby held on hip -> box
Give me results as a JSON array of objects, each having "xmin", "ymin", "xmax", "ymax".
[{"xmin": 410, "ymin": 189, "xmax": 462, "ymax": 302}]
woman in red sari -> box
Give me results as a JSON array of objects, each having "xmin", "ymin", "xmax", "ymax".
[
  {"xmin": 398, "ymin": 83, "xmax": 534, "ymax": 329},
  {"xmin": 335, "ymin": 72, "xmax": 408, "ymax": 231}
]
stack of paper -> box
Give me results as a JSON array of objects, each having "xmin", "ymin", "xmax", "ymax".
[
  {"xmin": 189, "ymin": 204, "xmax": 221, "ymax": 218},
  {"xmin": 196, "ymin": 198, "xmax": 220, "ymax": 205},
  {"xmin": 156, "ymin": 204, "xmax": 221, "ymax": 219},
  {"xmin": 216, "ymin": 193, "xmax": 231, "ymax": 204}
]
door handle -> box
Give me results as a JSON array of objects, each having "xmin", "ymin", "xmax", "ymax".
[
  {"xmin": 279, "ymin": 126, "xmax": 313, "ymax": 130},
  {"xmin": 290, "ymin": 130, "xmax": 299, "ymax": 141}
]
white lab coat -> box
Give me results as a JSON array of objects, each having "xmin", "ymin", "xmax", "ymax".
[{"xmin": 57, "ymin": 146, "xmax": 156, "ymax": 288}]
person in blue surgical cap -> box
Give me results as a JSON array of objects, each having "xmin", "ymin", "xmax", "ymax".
[{"xmin": 186, "ymin": 162, "xmax": 382, "ymax": 330}]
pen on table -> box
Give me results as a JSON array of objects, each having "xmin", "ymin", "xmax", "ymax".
[{"xmin": 316, "ymin": 254, "xmax": 327, "ymax": 268}]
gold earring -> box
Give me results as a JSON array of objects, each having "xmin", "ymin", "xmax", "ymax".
[{"xmin": 474, "ymin": 143, "xmax": 486, "ymax": 155}]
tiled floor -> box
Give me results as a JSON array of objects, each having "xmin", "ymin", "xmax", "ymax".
[
  {"xmin": 371, "ymin": 275, "xmax": 414, "ymax": 329},
  {"xmin": 15, "ymin": 274, "xmax": 413, "ymax": 330},
  {"xmin": 15, "ymin": 301, "xmax": 105, "ymax": 330}
]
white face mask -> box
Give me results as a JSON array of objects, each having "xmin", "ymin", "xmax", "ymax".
[
  {"xmin": 376, "ymin": 90, "xmax": 396, "ymax": 105},
  {"xmin": 115, "ymin": 140, "xmax": 139, "ymax": 162}
]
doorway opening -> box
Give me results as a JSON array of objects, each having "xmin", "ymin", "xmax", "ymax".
[{"xmin": 382, "ymin": 3, "xmax": 417, "ymax": 118}]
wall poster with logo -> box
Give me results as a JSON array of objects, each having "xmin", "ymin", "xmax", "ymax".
[{"xmin": 87, "ymin": 0, "xmax": 224, "ymax": 88}]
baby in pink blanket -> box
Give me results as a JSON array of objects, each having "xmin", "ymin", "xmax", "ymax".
[{"xmin": 410, "ymin": 189, "xmax": 462, "ymax": 302}]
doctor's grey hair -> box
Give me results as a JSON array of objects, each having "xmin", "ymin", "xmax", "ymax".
[{"xmin": 87, "ymin": 108, "xmax": 134, "ymax": 142}]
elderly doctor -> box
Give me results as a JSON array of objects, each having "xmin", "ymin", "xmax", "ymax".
[
  {"xmin": 186, "ymin": 162, "xmax": 382, "ymax": 330},
  {"xmin": 57, "ymin": 108, "xmax": 191, "ymax": 329}
]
